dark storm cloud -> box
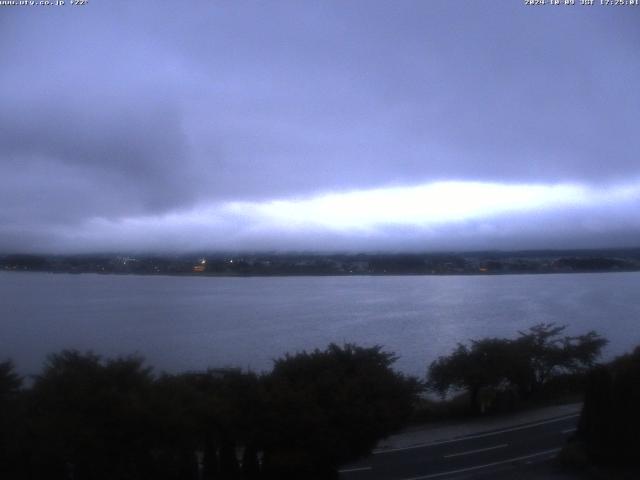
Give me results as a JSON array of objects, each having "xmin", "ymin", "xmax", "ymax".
[{"xmin": 1, "ymin": 1, "xmax": 639, "ymax": 252}]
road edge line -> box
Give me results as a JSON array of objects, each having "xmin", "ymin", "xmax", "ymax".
[
  {"xmin": 374, "ymin": 413, "xmax": 579, "ymax": 454},
  {"xmin": 401, "ymin": 447, "xmax": 562, "ymax": 480}
]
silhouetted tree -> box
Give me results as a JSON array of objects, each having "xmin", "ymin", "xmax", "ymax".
[
  {"xmin": 0, "ymin": 360, "xmax": 25, "ymax": 478},
  {"xmin": 147, "ymin": 373, "xmax": 204, "ymax": 479},
  {"xmin": 4, "ymin": 344, "xmax": 421, "ymax": 479},
  {"xmin": 28, "ymin": 351, "xmax": 155, "ymax": 480},
  {"xmin": 147, "ymin": 368, "xmax": 267, "ymax": 480},
  {"xmin": 427, "ymin": 324, "xmax": 607, "ymax": 412},
  {"xmin": 261, "ymin": 344, "xmax": 421, "ymax": 479},
  {"xmin": 577, "ymin": 346, "xmax": 640, "ymax": 466},
  {"xmin": 0, "ymin": 360, "xmax": 21, "ymax": 396},
  {"xmin": 512, "ymin": 324, "xmax": 607, "ymax": 398},
  {"xmin": 428, "ymin": 338, "xmax": 513, "ymax": 413}
]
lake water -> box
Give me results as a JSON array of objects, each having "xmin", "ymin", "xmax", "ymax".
[{"xmin": 1, "ymin": 271, "xmax": 639, "ymax": 377}]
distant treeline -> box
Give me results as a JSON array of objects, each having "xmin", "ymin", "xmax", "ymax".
[{"xmin": 3, "ymin": 249, "xmax": 640, "ymax": 276}]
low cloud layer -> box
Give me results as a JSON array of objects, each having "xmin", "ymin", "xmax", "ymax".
[
  {"xmin": 30, "ymin": 180, "xmax": 640, "ymax": 253},
  {"xmin": 1, "ymin": 1, "xmax": 639, "ymax": 252}
]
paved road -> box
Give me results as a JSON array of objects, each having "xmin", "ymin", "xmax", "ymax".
[{"xmin": 339, "ymin": 413, "xmax": 579, "ymax": 480}]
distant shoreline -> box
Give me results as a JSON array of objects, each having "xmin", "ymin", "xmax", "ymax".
[
  {"xmin": 3, "ymin": 250, "xmax": 640, "ymax": 278},
  {"xmin": 3, "ymin": 267, "xmax": 640, "ymax": 279}
]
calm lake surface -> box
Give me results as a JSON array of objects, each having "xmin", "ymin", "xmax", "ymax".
[{"xmin": 1, "ymin": 271, "xmax": 639, "ymax": 377}]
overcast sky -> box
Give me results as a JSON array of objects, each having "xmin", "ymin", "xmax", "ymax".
[{"xmin": 1, "ymin": 0, "xmax": 639, "ymax": 253}]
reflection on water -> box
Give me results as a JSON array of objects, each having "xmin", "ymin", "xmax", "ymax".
[{"xmin": 1, "ymin": 271, "xmax": 639, "ymax": 377}]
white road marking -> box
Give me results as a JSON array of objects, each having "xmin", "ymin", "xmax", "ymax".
[
  {"xmin": 374, "ymin": 413, "xmax": 579, "ymax": 454},
  {"xmin": 401, "ymin": 447, "xmax": 562, "ymax": 480},
  {"xmin": 562, "ymin": 427, "xmax": 577, "ymax": 434},
  {"xmin": 443, "ymin": 443, "xmax": 508, "ymax": 458},
  {"xmin": 338, "ymin": 466, "xmax": 372, "ymax": 473}
]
